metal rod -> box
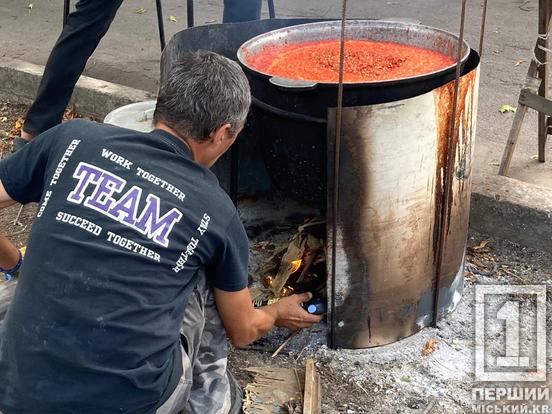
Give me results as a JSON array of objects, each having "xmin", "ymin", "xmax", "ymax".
[
  {"xmin": 330, "ymin": 0, "xmax": 347, "ymax": 348},
  {"xmin": 187, "ymin": 0, "xmax": 195, "ymax": 28},
  {"xmin": 63, "ymin": 0, "xmax": 70, "ymax": 27},
  {"xmin": 155, "ymin": 0, "xmax": 166, "ymax": 51},
  {"xmin": 478, "ymin": 0, "xmax": 488, "ymax": 56},
  {"xmin": 267, "ymin": 0, "xmax": 276, "ymax": 19},
  {"xmin": 432, "ymin": 0, "xmax": 467, "ymax": 328}
]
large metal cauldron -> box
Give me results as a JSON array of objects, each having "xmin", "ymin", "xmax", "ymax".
[{"xmin": 237, "ymin": 20, "xmax": 471, "ymax": 206}]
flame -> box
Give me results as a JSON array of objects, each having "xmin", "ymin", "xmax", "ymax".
[
  {"xmin": 290, "ymin": 259, "xmax": 302, "ymax": 273},
  {"xmin": 280, "ymin": 285, "xmax": 295, "ymax": 297},
  {"xmin": 263, "ymin": 275, "xmax": 273, "ymax": 287}
]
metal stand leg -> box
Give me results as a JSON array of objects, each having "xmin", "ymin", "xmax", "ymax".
[
  {"xmin": 63, "ymin": 0, "xmax": 70, "ymax": 26},
  {"xmin": 155, "ymin": 0, "xmax": 166, "ymax": 51},
  {"xmin": 187, "ymin": 0, "xmax": 195, "ymax": 28},
  {"xmin": 267, "ymin": 0, "xmax": 276, "ymax": 18}
]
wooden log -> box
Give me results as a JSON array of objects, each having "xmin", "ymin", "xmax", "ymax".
[{"xmin": 303, "ymin": 358, "xmax": 321, "ymax": 414}]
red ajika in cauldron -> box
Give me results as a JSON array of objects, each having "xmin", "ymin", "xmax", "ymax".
[{"xmin": 237, "ymin": 20, "xmax": 471, "ymax": 206}]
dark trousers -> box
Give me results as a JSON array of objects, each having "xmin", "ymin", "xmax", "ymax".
[
  {"xmin": 23, "ymin": 0, "xmax": 263, "ymax": 136},
  {"xmin": 223, "ymin": 0, "xmax": 262, "ymax": 23},
  {"xmin": 23, "ymin": 0, "xmax": 124, "ymax": 135}
]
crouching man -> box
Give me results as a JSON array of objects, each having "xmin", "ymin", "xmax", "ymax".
[{"xmin": 0, "ymin": 51, "xmax": 321, "ymax": 414}]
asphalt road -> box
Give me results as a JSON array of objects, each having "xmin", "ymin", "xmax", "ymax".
[{"xmin": 0, "ymin": 0, "xmax": 550, "ymax": 187}]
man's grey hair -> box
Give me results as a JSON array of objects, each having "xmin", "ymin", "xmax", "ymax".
[{"xmin": 154, "ymin": 51, "xmax": 251, "ymax": 141}]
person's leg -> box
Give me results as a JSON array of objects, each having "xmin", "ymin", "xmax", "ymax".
[
  {"xmin": 157, "ymin": 273, "xmax": 236, "ymax": 414},
  {"xmin": 223, "ymin": 0, "xmax": 262, "ymax": 23},
  {"xmin": 155, "ymin": 346, "xmax": 193, "ymax": 414},
  {"xmin": 182, "ymin": 275, "xmax": 232, "ymax": 414},
  {"xmin": 21, "ymin": 0, "xmax": 123, "ymax": 140}
]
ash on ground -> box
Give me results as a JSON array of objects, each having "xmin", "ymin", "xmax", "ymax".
[{"xmin": 231, "ymin": 195, "xmax": 552, "ymax": 413}]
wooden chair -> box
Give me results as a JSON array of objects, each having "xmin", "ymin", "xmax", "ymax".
[{"xmin": 499, "ymin": 0, "xmax": 551, "ymax": 175}]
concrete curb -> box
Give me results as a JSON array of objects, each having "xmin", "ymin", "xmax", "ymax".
[
  {"xmin": 1, "ymin": 58, "xmax": 550, "ymax": 251},
  {"xmin": 470, "ymin": 175, "xmax": 552, "ymax": 252},
  {"xmin": 0, "ymin": 58, "xmax": 154, "ymax": 119}
]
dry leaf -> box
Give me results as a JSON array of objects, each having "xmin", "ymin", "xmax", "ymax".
[
  {"xmin": 488, "ymin": 162, "xmax": 500, "ymax": 166},
  {"xmin": 135, "ymin": 7, "xmax": 146, "ymax": 14},
  {"xmin": 472, "ymin": 239, "xmax": 490, "ymax": 251},
  {"xmin": 514, "ymin": 60, "xmax": 526, "ymax": 67},
  {"xmin": 27, "ymin": 3, "xmax": 33, "ymax": 13},
  {"xmin": 9, "ymin": 118, "xmax": 23, "ymax": 137},
  {"xmin": 168, "ymin": 15, "xmax": 177, "ymax": 22},
  {"xmin": 421, "ymin": 339, "xmax": 437, "ymax": 356},
  {"xmin": 498, "ymin": 104, "xmax": 516, "ymax": 113},
  {"xmin": 531, "ymin": 154, "xmax": 539, "ymax": 160},
  {"xmin": 62, "ymin": 106, "xmax": 81, "ymax": 122}
]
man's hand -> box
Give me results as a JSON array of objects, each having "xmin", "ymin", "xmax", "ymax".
[
  {"xmin": 214, "ymin": 288, "xmax": 322, "ymax": 348},
  {"xmin": 271, "ymin": 292, "xmax": 323, "ymax": 330}
]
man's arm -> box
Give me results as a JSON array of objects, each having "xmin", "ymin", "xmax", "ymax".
[
  {"xmin": 0, "ymin": 180, "xmax": 15, "ymax": 209},
  {"xmin": 214, "ymin": 288, "xmax": 322, "ymax": 348},
  {"xmin": 0, "ymin": 179, "xmax": 21, "ymax": 271}
]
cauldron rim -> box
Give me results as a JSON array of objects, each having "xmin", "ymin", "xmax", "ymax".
[{"xmin": 237, "ymin": 19, "xmax": 471, "ymax": 88}]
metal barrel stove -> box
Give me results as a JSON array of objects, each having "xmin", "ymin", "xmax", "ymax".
[
  {"xmin": 161, "ymin": 19, "xmax": 480, "ymax": 349},
  {"xmin": 325, "ymin": 54, "xmax": 479, "ymax": 349}
]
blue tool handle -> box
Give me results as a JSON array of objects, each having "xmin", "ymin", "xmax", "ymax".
[{"xmin": 302, "ymin": 298, "xmax": 327, "ymax": 315}]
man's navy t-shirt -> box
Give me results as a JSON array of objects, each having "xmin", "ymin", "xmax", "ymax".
[{"xmin": 0, "ymin": 119, "xmax": 249, "ymax": 413}]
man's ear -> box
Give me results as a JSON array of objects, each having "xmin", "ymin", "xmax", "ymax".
[{"xmin": 209, "ymin": 123, "xmax": 233, "ymax": 144}]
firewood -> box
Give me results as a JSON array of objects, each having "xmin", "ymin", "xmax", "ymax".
[
  {"xmin": 271, "ymin": 330, "xmax": 300, "ymax": 358},
  {"xmin": 303, "ymin": 359, "xmax": 321, "ymax": 414},
  {"xmin": 243, "ymin": 367, "xmax": 304, "ymax": 414}
]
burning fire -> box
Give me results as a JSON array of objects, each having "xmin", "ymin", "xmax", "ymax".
[
  {"xmin": 263, "ymin": 275, "xmax": 273, "ymax": 287},
  {"xmin": 289, "ymin": 259, "xmax": 302, "ymax": 273},
  {"xmin": 280, "ymin": 285, "xmax": 295, "ymax": 297}
]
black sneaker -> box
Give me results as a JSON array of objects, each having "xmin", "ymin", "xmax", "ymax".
[{"xmin": 10, "ymin": 137, "xmax": 29, "ymax": 154}]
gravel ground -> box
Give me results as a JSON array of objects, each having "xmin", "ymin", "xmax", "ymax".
[{"xmin": 1, "ymin": 101, "xmax": 551, "ymax": 413}]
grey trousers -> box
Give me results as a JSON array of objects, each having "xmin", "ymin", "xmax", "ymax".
[{"xmin": 157, "ymin": 276, "xmax": 231, "ymax": 414}]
